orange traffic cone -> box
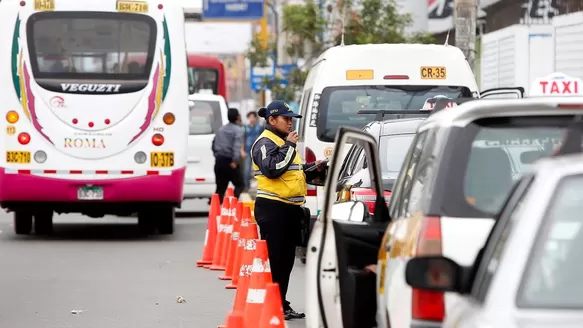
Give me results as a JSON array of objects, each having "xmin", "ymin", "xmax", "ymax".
[
  {"xmin": 220, "ymin": 201, "xmax": 244, "ymax": 280},
  {"xmin": 218, "ymin": 272, "xmax": 251, "ymax": 328},
  {"xmin": 243, "ymin": 240, "xmax": 273, "ymax": 328},
  {"xmin": 209, "ymin": 197, "xmax": 232, "ymax": 270},
  {"xmin": 259, "ymin": 283, "xmax": 286, "ymax": 328},
  {"xmin": 196, "ymin": 194, "xmax": 220, "ymax": 267},
  {"xmin": 226, "ymin": 187, "xmax": 234, "ymax": 198},
  {"xmin": 226, "ymin": 216, "xmax": 258, "ymax": 289},
  {"xmin": 224, "ymin": 311, "xmax": 244, "ymax": 328},
  {"xmin": 218, "ymin": 198, "xmax": 236, "ymax": 270}
]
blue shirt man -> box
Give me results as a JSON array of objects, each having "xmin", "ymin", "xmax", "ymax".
[{"xmin": 243, "ymin": 111, "xmax": 264, "ymax": 191}]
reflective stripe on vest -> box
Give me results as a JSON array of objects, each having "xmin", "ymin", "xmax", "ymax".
[
  {"xmin": 254, "ymin": 164, "xmax": 301, "ymax": 177},
  {"xmin": 256, "ymin": 190, "xmax": 305, "ymax": 203}
]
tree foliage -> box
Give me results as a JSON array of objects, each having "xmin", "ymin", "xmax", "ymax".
[{"xmin": 246, "ymin": 0, "xmax": 435, "ymax": 101}]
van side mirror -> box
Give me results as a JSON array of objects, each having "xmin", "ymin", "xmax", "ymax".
[{"xmin": 405, "ymin": 256, "xmax": 468, "ymax": 293}]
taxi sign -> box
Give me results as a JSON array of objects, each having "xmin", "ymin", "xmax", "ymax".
[
  {"xmin": 421, "ymin": 95, "xmax": 457, "ymax": 111},
  {"xmin": 530, "ymin": 72, "xmax": 583, "ymax": 97}
]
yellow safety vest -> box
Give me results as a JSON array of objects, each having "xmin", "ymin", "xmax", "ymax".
[{"xmin": 251, "ymin": 129, "xmax": 307, "ymax": 206}]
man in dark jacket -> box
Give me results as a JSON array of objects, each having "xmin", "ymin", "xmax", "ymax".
[{"xmin": 212, "ymin": 108, "xmax": 244, "ymax": 203}]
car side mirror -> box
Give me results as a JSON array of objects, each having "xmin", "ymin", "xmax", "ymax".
[
  {"xmin": 321, "ymin": 126, "xmax": 391, "ymax": 223},
  {"xmin": 405, "ymin": 256, "xmax": 467, "ymax": 293},
  {"xmin": 330, "ymin": 201, "xmax": 369, "ymax": 222}
]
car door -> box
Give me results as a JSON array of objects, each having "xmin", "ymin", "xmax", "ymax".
[
  {"xmin": 186, "ymin": 99, "xmax": 226, "ymax": 186},
  {"xmin": 306, "ymin": 126, "xmax": 391, "ymax": 328},
  {"xmin": 446, "ymin": 174, "xmax": 535, "ymax": 327},
  {"xmin": 480, "ymin": 87, "xmax": 525, "ymax": 99}
]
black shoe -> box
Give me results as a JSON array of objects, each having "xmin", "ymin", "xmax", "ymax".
[{"xmin": 284, "ymin": 307, "xmax": 305, "ymax": 320}]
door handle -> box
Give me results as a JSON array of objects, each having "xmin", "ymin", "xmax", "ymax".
[{"xmin": 323, "ymin": 268, "xmax": 336, "ymax": 272}]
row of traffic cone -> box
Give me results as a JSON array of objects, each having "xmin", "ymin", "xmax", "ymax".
[{"xmin": 196, "ymin": 188, "xmax": 286, "ymax": 327}]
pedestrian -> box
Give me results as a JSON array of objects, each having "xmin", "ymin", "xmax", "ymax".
[
  {"xmin": 243, "ymin": 111, "xmax": 264, "ymax": 191},
  {"xmin": 212, "ymin": 108, "xmax": 245, "ymax": 204},
  {"xmin": 251, "ymin": 101, "xmax": 327, "ymax": 320}
]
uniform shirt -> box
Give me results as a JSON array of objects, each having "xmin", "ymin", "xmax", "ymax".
[
  {"xmin": 251, "ymin": 125, "xmax": 322, "ymax": 181},
  {"xmin": 212, "ymin": 122, "xmax": 243, "ymax": 162}
]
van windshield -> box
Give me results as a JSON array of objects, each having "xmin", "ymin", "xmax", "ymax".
[{"xmin": 316, "ymin": 85, "xmax": 471, "ymax": 142}]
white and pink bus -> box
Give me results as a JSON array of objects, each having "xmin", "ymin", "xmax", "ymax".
[{"xmin": 0, "ymin": 0, "xmax": 189, "ymax": 235}]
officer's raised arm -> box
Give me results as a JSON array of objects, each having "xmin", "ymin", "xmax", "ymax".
[{"xmin": 252, "ymin": 137, "xmax": 295, "ymax": 179}]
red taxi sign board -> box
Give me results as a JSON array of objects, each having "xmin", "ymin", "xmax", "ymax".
[
  {"xmin": 421, "ymin": 95, "xmax": 457, "ymax": 111},
  {"xmin": 530, "ymin": 72, "xmax": 583, "ymax": 97}
]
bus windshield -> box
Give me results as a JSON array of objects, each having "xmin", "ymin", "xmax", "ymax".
[
  {"xmin": 316, "ymin": 85, "xmax": 472, "ymax": 142},
  {"xmin": 28, "ymin": 12, "xmax": 156, "ymax": 82},
  {"xmin": 188, "ymin": 67, "xmax": 219, "ymax": 95}
]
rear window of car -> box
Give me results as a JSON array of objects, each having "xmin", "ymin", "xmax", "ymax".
[
  {"xmin": 190, "ymin": 100, "xmax": 223, "ymax": 135},
  {"xmin": 379, "ymin": 134, "xmax": 416, "ymax": 179},
  {"xmin": 518, "ymin": 174, "xmax": 583, "ymax": 309},
  {"xmin": 441, "ymin": 116, "xmax": 576, "ymax": 218}
]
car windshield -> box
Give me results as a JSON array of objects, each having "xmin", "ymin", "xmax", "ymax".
[
  {"xmin": 316, "ymin": 85, "xmax": 471, "ymax": 142},
  {"xmin": 379, "ymin": 134, "xmax": 416, "ymax": 179},
  {"xmin": 464, "ymin": 126, "xmax": 564, "ymax": 214},
  {"xmin": 519, "ymin": 174, "xmax": 583, "ymax": 309}
]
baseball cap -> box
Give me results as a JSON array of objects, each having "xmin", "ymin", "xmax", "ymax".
[{"xmin": 263, "ymin": 101, "xmax": 302, "ymax": 118}]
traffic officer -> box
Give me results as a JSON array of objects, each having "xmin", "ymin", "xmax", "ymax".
[{"xmin": 252, "ymin": 101, "xmax": 326, "ymax": 320}]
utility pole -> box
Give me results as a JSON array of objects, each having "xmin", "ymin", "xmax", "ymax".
[
  {"xmin": 454, "ymin": 0, "xmax": 478, "ymax": 72},
  {"xmin": 258, "ymin": 2, "xmax": 269, "ymax": 107}
]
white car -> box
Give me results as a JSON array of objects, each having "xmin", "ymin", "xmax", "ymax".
[
  {"xmin": 305, "ymin": 73, "xmax": 583, "ymax": 328},
  {"xmin": 183, "ymin": 93, "xmax": 228, "ymax": 200},
  {"xmin": 407, "ymin": 148, "xmax": 583, "ymax": 328}
]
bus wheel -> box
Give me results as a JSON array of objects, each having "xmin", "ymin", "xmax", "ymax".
[
  {"xmin": 155, "ymin": 206, "xmax": 175, "ymax": 235},
  {"xmin": 137, "ymin": 211, "xmax": 155, "ymax": 235},
  {"xmin": 14, "ymin": 211, "xmax": 33, "ymax": 235},
  {"xmin": 34, "ymin": 211, "xmax": 53, "ymax": 235}
]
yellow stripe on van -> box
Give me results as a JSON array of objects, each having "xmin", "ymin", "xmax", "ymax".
[
  {"xmin": 34, "ymin": 0, "xmax": 55, "ymax": 11},
  {"xmin": 346, "ymin": 70, "xmax": 374, "ymax": 80}
]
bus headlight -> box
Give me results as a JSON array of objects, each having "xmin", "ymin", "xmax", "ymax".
[
  {"xmin": 34, "ymin": 150, "xmax": 47, "ymax": 163},
  {"xmin": 134, "ymin": 151, "xmax": 147, "ymax": 164}
]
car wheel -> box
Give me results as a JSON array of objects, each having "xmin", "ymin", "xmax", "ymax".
[
  {"xmin": 14, "ymin": 211, "xmax": 33, "ymax": 235},
  {"xmin": 137, "ymin": 210, "xmax": 155, "ymax": 235},
  {"xmin": 155, "ymin": 206, "xmax": 175, "ymax": 235},
  {"xmin": 34, "ymin": 211, "xmax": 54, "ymax": 235}
]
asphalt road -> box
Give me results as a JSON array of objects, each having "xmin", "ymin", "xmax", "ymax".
[{"xmin": 0, "ymin": 199, "xmax": 307, "ymax": 328}]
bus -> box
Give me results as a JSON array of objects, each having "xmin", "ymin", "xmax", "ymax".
[
  {"xmin": 187, "ymin": 54, "xmax": 228, "ymax": 100},
  {"xmin": 0, "ymin": 0, "xmax": 190, "ymax": 235}
]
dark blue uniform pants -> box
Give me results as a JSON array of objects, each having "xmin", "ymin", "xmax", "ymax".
[{"xmin": 254, "ymin": 197, "xmax": 303, "ymax": 310}]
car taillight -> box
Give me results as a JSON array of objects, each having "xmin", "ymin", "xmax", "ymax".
[
  {"xmin": 305, "ymin": 147, "xmax": 318, "ymax": 197},
  {"xmin": 411, "ymin": 216, "xmax": 445, "ymax": 322},
  {"xmin": 305, "ymin": 147, "xmax": 316, "ymax": 162},
  {"xmin": 350, "ymin": 188, "xmax": 391, "ymax": 214}
]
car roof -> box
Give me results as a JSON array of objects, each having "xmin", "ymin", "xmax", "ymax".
[
  {"xmin": 188, "ymin": 93, "xmax": 226, "ymax": 102},
  {"xmin": 530, "ymin": 153, "xmax": 583, "ymax": 179},
  {"xmin": 364, "ymin": 118, "xmax": 425, "ymax": 137},
  {"xmin": 418, "ymin": 96, "xmax": 583, "ymax": 132}
]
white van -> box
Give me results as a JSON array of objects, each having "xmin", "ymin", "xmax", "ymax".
[
  {"xmin": 296, "ymin": 43, "xmax": 519, "ymax": 221},
  {"xmin": 183, "ymin": 93, "xmax": 229, "ymax": 200}
]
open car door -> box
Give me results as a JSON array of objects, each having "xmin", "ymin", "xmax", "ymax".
[
  {"xmin": 306, "ymin": 126, "xmax": 391, "ymax": 328},
  {"xmin": 480, "ymin": 87, "xmax": 525, "ymax": 99}
]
